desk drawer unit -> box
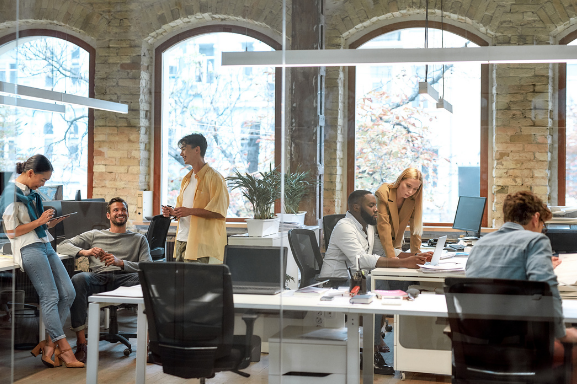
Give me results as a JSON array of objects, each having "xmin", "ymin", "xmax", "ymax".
[
  {"xmin": 394, "ymin": 314, "xmax": 452, "ymax": 375},
  {"xmin": 269, "ymin": 326, "xmax": 347, "ymax": 384}
]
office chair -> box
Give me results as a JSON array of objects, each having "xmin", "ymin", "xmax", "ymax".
[
  {"xmin": 322, "ymin": 213, "xmax": 345, "ymax": 251},
  {"xmin": 445, "ymin": 277, "xmax": 574, "ymax": 384},
  {"xmin": 145, "ymin": 215, "xmax": 171, "ymax": 261},
  {"xmin": 288, "ymin": 228, "xmax": 347, "ymax": 289},
  {"xmin": 139, "ymin": 262, "xmax": 257, "ymax": 382}
]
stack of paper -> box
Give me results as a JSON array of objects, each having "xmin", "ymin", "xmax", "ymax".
[
  {"xmin": 418, "ymin": 262, "xmax": 465, "ymax": 274},
  {"xmin": 94, "ymin": 285, "xmax": 143, "ymax": 298},
  {"xmin": 293, "ymin": 286, "xmax": 331, "ymax": 295}
]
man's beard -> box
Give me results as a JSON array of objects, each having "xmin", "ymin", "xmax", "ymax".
[
  {"xmin": 360, "ymin": 208, "xmax": 377, "ymax": 226},
  {"xmin": 111, "ymin": 216, "xmax": 127, "ymax": 227}
]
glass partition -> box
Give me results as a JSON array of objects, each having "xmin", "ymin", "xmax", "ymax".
[{"xmin": 1, "ymin": 0, "xmax": 574, "ymax": 382}]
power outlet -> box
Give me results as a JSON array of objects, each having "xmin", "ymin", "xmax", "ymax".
[
  {"xmin": 315, "ymin": 311, "xmax": 324, "ymax": 327},
  {"xmin": 324, "ymin": 311, "xmax": 334, "ymax": 319}
]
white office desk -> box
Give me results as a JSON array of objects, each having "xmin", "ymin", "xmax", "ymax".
[{"xmin": 86, "ymin": 287, "xmax": 457, "ymax": 384}]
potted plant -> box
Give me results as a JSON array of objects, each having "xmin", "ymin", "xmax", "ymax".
[
  {"xmin": 227, "ymin": 168, "xmax": 280, "ymax": 236},
  {"xmin": 276, "ymin": 168, "xmax": 314, "ymax": 225}
]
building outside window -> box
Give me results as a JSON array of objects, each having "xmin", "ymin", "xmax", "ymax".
[{"xmin": 0, "ymin": 36, "xmax": 89, "ymax": 199}]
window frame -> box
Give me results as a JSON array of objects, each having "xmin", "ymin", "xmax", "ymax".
[
  {"xmin": 556, "ymin": 32, "xmax": 577, "ymax": 206},
  {"xmin": 0, "ymin": 29, "xmax": 95, "ymax": 197},
  {"xmin": 153, "ymin": 25, "xmax": 282, "ymax": 219},
  {"xmin": 347, "ymin": 21, "xmax": 489, "ymax": 227}
]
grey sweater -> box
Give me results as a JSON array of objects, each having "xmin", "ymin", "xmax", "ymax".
[{"xmin": 57, "ymin": 229, "xmax": 151, "ymax": 274}]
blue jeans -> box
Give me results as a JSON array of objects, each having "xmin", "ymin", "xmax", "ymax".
[
  {"xmin": 70, "ymin": 271, "xmax": 140, "ymax": 332},
  {"xmin": 20, "ymin": 242, "xmax": 75, "ymax": 342}
]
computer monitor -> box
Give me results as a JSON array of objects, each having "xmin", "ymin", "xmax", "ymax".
[
  {"xmin": 223, "ymin": 245, "xmax": 287, "ymax": 287},
  {"xmin": 452, "ymin": 196, "xmax": 487, "ymax": 238},
  {"xmin": 38, "ymin": 185, "xmax": 63, "ymax": 201},
  {"xmin": 0, "ymin": 172, "xmax": 12, "ymax": 196},
  {"xmin": 545, "ymin": 224, "xmax": 577, "ymax": 253},
  {"xmin": 61, "ymin": 201, "xmax": 109, "ymax": 239}
]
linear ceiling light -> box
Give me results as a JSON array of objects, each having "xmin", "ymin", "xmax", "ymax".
[
  {"xmin": 0, "ymin": 81, "xmax": 128, "ymax": 114},
  {"xmin": 221, "ymin": 45, "xmax": 577, "ymax": 67},
  {"xmin": 0, "ymin": 95, "xmax": 66, "ymax": 113},
  {"xmin": 418, "ymin": 81, "xmax": 439, "ymax": 103},
  {"xmin": 436, "ymin": 97, "xmax": 453, "ymax": 114}
]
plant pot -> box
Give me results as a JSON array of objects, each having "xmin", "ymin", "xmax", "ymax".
[
  {"xmin": 246, "ymin": 218, "xmax": 280, "ymax": 237},
  {"xmin": 276, "ymin": 211, "xmax": 306, "ymax": 225}
]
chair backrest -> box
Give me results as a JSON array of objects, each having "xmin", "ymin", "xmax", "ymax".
[
  {"xmin": 287, "ymin": 229, "xmax": 323, "ymax": 289},
  {"xmin": 322, "ymin": 214, "xmax": 345, "ymax": 250},
  {"xmin": 445, "ymin": 277, "xmax": 556, "ymax": 383},
  {"xmin": 139, "ymin": 262, "xmax": 234, "ymax": 379},
  {"xmin": 145, "ymin": 215, "xmax": 172, "ymax": 260}
]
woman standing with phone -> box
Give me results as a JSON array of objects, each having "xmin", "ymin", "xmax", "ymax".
[{"xmin": 1, "ymin": 155, "xmax": 83, "ymax": 368}]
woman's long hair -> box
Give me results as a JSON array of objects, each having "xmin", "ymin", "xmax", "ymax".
[{"xmin": 390, "ymin": 168, "xmax": 424, "ymax": 236}]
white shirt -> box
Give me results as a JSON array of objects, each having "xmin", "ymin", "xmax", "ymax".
[
  {"xmin": 176, "ymin": 173, "xmax": 198, "ymax": 242},
  {"xmin": 2, "ymin": 181, "xmax": 53, "ymax": 271},
  {"xmin": 319, "ymin": 211, "xmax": 401, "ymax": 279}
]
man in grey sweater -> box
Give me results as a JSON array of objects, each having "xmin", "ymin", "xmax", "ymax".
[{"xmin": 57, "ymin": 197, "xmax": 151, "ymax": 363}]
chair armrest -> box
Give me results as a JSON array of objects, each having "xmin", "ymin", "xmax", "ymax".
[
  {"xmin": 240, "ymin": 312, "xmax": 258, "ymax": 366},
  {"xmin": 443, "ymin": 324, "xmax": 452, "ymax": 338}
]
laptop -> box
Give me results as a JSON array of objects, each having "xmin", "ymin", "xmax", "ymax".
[
  {"xmin": 224, "ymin": 245, "xmax": 287, "ymax": 295},
  {"xmin": 424, "ymin": 235, "xmax": 447, "ymax": 266}
]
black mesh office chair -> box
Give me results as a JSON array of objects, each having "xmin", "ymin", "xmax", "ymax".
[
  {"xmin": 145, "ymin": 215, "xmax": 172, "ymax": 261},
  {"xmin": 288, "ymin": 228, "xmax": 347, "ymax": 289},
  {"xmin": 139, "ymin": 262, "xmax": 256, "ymax": 382},
  {"xmin": 322, "ymin": 213, "xmax": 345, "ymax": 251},
  {"xmin": 445, "ymin": 277, "xmax": 574, "ymax": 384}
]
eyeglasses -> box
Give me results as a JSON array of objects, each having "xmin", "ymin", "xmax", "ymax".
[{"xmin": 541, "ymin": 222, "xmax": 548, "ymax": 234}]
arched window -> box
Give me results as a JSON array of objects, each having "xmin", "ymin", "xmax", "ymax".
[
  {"xmin": 348, "ymin": 22, "xmax": 489, "ymax": 225},
  {"xmin": 559, "ymin": 34, "xmax": 577, "ymax": 206},
  {"xmin": 0, "ymin": 31, "xmax": 94, "ymax": 199},
  {"xmin": 154, "ymin": 26, "xmax": 281, "ymax": 218}
]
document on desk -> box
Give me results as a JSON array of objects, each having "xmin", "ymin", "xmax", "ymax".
[
  {"xmin": 555, "ymin": 253, "xmax": 577, "ymax": 287},
  {"xmin": 94, "ymin": 285, "xmax": 143, "ymax": 298}
]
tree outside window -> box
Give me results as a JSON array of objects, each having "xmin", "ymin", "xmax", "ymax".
[
  {"xmin": 162, "ymin": 32, "xmax": 275, "ymax": 218},
  {"xmin": 355, "ymin": 28, "xmax": 481, "ymax": 222}
]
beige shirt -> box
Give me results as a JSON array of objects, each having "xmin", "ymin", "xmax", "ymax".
[{"xmin": 2, "ymin": 181, "xmax": 53, "ymax": 271}]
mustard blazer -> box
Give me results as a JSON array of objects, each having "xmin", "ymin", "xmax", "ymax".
[{"xmin": 374, "ymin": 183, "xmax": 422, "ymax": 258}]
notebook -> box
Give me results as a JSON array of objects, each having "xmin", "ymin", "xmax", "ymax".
[
  {"xmin": 224, "ymin": 245, "xmax": 287, "ymax": 295},
  {"xmin": 424, "ymin": 235, "xmax": 447, "ymax": 266}
]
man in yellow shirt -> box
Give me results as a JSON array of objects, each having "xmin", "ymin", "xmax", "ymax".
[{"xmin": 162, "ymin": 133, "xmax": 229, "ymax": 263}]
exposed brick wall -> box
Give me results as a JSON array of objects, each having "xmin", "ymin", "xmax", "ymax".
[
  {"xmin": 2, "ymin": 0, "xmax": 577, "ymax": 226},
  {"xmin": 491, "ymin": 64, "xmax": 553, "ymax": 226}
]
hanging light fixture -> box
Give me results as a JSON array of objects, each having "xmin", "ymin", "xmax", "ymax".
[
  {"xmin": 436, "ymin": 0, "xmax": 453, "ymax": 113},
  {"xmin": 0, "ymin": 81, "xmax": 128, "ymax": 114},
  {"xmin": 418, "ymin": 0, "xmax": 439, "ymax": 104}
]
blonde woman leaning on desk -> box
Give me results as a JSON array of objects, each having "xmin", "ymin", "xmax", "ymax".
[
  {"xmin": 1, "ymin": 155, "xmax": 84, "ymax": 369},
  {"xmin": 375, "ymin": 168, "xmax": 424, "ymax": 259}
]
